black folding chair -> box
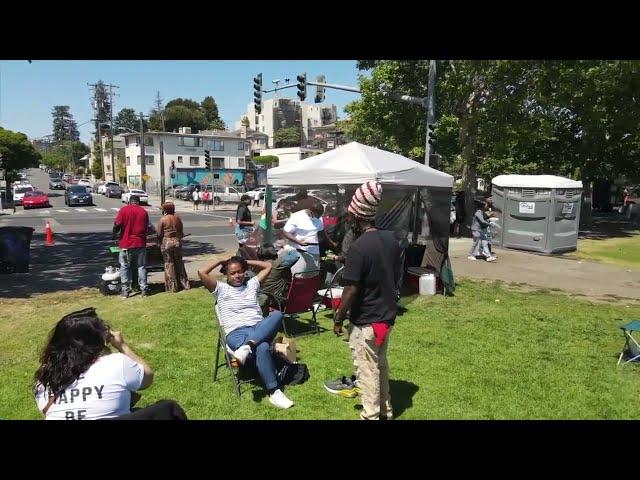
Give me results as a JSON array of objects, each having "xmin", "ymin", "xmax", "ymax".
[{"xmin": 212, "ymin": 303, "xmax": 259, "ymax": 397}]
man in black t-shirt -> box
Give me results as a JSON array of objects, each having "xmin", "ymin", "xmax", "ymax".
[
  {"xmin": 331, "ymin": 181, "xmax": 402, "ymax": 420},
  {"xmin": 235, "ymin": 194, "xmax": 254, "ymax": 248}
]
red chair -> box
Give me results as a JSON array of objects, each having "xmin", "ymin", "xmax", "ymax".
[{"xmin": 275, "ymin": 270, "xmax": 322, "ymax": 337}]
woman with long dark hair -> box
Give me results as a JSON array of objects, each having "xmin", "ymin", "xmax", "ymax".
[{"xmin": 34, "ymin": 308, "xmax": 186, "ymax": 420}]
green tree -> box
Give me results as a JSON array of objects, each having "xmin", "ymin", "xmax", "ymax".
[
  {"xmin": 91, "ymin": 145, "xmax": 104, "ymax": 179},
  {"xmin": 114, "ymin": 108, "xmax": 140, "ymax": 133},
  {"xmin": 0, "ymin": 127, "xmax": 41, "ymax": 171},
  {"xmin": 241, "ymin": 116, "xmax": 250, "ymax": 127},
  {"xmin": 201, "ymin": 96, "xmax": 226, "ymax": 130},
  {"xmin": 253, "ymin": 155, "xmax": 279, "ymax": 167},
  {"xmin": 274, "ymin": 127, "xmax": 301, "ymax": 147},
  {"xmin": 161, "ymin": 105, "xmax": 208, "ymax": 133},
  {"xmin": 52, "ymin": 106, "xmax": 80, "ymax": 143}
]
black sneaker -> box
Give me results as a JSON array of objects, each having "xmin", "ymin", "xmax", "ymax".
[{"xmin": 324, "ymin": 375, "xmax": 360, "ymax": 398}]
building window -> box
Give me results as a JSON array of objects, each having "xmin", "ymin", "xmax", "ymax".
[
  {"xmin": 178, "ymin": 137, "xmax": 203, "ymax": 147},
  {"xmin": 125, "ymin": 137, "xmax": 129, "ymax": 147},
  {"xmin": 190, "ymin": 156, "xmax": 199, "ymax": 166},
  {"xmin": 126, "ymin": 156, "xmax": 130, "ymax": 166},
  {"xmin": 144, "ymin": 136, "xmax": 154, "ymax": 147},
  {"xmin": 212, "ymin": 140, "xmax": 224, "ymax": 151},
  {"xmin": 137, "ymin": 155, "xmax": 154, "ymax": 165},
  {"xmin": 106, "ymin": 165, "xmax": 111, "ymax": 172},
  {"xmin": 177, "ymin": 156, "xmax": 183, "ymax": 163},
  {"xmin": 238, "ymin": 157, "xmax": 245, "ymax": 168},
  {"xmin": 238, "ymin": 141, "xmax": 244, "ymax": 151},
  {"xmin": 212, "ymin": 157, "xmax": 224, "ymax": 168}
]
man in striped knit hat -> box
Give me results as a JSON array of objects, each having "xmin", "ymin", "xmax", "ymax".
[{"xmin": 325, "ymin": 180, "xmax": 403, "ymax": 420}]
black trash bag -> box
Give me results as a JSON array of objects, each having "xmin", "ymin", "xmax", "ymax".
[{"xmin": 274, "ymin": 354, "xmax": 310, "ymax": 386}]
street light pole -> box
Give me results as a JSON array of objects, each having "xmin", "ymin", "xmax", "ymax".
[{"xmin": 139, "ymin": 112, "xmax": 146, "ymax": 191}]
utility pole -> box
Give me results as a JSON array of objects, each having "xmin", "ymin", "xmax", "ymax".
[
  {"xmin": 159, "ymin": 140, "xmax": 165, "ymax": 205},
  {"xmin": 139, "ymin": 112, "xmax": 146, "ymax": 191},
  {"xmin": 108, "ymin": 84, "xmax": 120, "ymax": 182}
]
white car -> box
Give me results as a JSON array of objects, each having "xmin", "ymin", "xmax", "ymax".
[
  {"xmin": 12, "ymin": 184, "xmax": 34, "ymax": 206},
  {"xmin": 98, "ymin": 181, "xmax": 119, "ymax": 195},
  {"xmin": 122, "ymin": 189, "xmax": 149, "ymax": 205},
  {"xmin": 77, "ymin": 179, "xmax": 93, "ymax": 191},
  {"xmin": 247, "ymin": 187, "xmax": 266, "ymax": 200}
]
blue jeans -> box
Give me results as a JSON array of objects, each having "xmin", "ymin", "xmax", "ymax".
[
  {"xmin": 119, "ymin": 247, "xmax": 148, "ymax": 294},
  {"xmin": 226, "ymin": 310, "xmax": 283, "ymax": 391}
]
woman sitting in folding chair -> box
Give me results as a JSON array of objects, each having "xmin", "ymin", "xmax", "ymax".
[{"xmin": 198, "ymin": 256, "xmax": 294, "ymax": 409}]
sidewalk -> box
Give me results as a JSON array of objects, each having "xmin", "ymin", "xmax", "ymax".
[
  {"xmin": 146, "ymin": 193, "xmax": 263, "ymax": 215},
  {"xmin": 448, "ymin": 237, "xmax": 640, "ymax": 303}
]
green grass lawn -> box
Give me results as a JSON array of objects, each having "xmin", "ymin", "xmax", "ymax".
[
  {"xmin": 2, "ymin": 280, "xmax": 640, "ymax": 420},
  {"xmin": 576, "ymin": 234, "xmax": 640, "ymax": 269}
]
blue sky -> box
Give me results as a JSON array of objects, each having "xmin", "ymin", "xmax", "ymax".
[{"xmin": 0, "ymin": 60, "xmax": 363, "ymax": 143}]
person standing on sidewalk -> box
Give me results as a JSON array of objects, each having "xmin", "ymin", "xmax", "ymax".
[
  {"xmin": 468, "ymin": 199, "xmax": 495, "ymax": 262},
  {"xmin": 252, "ymin": 189, "xmax": 261, "ymax": 207},
  {"xmin": 327, "ymin": 181, "xmax": 402, "ymax": 420},
  {"xmin": 113, "ymin": 195, "xmax": 150, "ymax": 298},
  {"xmin": 192, "ymin": 187, "xmax": 200, "ymax": 211}
]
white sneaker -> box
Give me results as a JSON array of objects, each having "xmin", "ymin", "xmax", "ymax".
[
  {"xmin": 233, "ymin": 344, "xmax": 252, "ymax": 365},
  {"xmin": 467, "ymin": 255, "xmax": 477, "ymax": 260},
  {"xmin": 269, "ymin": 389, "xmax": 294, "ymax": 409},
  {"xmin": 486, "ymin": 256, "xmax": 497, "ymax": 262}
]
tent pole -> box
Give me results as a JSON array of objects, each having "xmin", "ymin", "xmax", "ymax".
[
  {"xmin": 411, "ymin": 189, "xmax": 421, "ymax": 244},
  {"xmin": 265, "ymin": 185, "xmax": 273, "ymax": 244}
]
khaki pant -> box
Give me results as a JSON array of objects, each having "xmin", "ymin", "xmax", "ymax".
[{"xmin": 348, "ymin": 323, "xmax": 393, "ymax": 420}]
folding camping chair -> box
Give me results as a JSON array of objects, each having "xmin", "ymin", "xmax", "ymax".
[
  {"xmin": 272, "ymin": 270, "xmax": 322, "ymax": 337},
  {"xmin": 318, "ymin": 265, "xmax": 345, "ymax": 319},
  {"xmin": 212, "ymin": 303, "xmax": 258, "ymax": 396},
  {"xmin": 617, "ymin": 320, "xmax": 640, "ymax": 366}
]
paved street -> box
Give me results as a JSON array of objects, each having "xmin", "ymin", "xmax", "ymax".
[{"xmin": 0, "ymin": 168, "xmax": 258, "ymax": 297}]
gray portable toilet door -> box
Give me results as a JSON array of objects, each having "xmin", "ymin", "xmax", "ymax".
[{"xmin": 503, "ymin": 188, "xmax": 551, "ymax": 253}]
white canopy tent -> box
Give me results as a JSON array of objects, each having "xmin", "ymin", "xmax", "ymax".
[
  {"xmin": 262, "ymin": 142, "xmax": 456, "ymax": 294},
  {"xmin": 267, "ymin": 142, "xmax": 454, "ymax": 188}
]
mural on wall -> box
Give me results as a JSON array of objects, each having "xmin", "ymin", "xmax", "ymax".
[{"xmin": 174, "ymin": 168, "xmax": 258, "ymax": 188}]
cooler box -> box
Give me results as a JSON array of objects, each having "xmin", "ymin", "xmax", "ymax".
[
  {"xmin": 405, "ymin": 267, "xmax": 437, "ymax": 295},
  {"xmin": 318, "ymin": 287, "xmax": 343, "ymax": 310}
]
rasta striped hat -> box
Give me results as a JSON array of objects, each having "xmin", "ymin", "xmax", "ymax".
[{"xmin": 348, "ymin": 181, "xmax": 382, "ymax": 220}]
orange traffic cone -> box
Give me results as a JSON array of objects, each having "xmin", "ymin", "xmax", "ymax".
[{"xmin": 45, "ymin": 220, "xmax": 55, "ymax": 246}]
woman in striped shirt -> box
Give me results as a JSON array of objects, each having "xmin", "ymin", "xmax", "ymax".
[{"xmin": 198, "ymin": 256, "xmax": 294, "ymax": 409}]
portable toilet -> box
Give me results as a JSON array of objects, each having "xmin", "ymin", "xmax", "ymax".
[{"xmin": 490, "ymin": 175, "xmax": 583, "ymax": 254}]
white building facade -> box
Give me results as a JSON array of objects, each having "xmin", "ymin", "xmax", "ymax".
[{"xmin": 123, "ymin": 128, "xmax": 250, "ymax": 190}]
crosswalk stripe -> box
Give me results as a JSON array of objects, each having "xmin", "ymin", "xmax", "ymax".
[
  {"xmin": 111, "ymin": 208, "xmax": 120, "ymax": 211},
  {"xmin": 39, "ymin": 210, "xmax": 50, "ymax": 215},
  {"xmin": 95, "ymin": 208, "xmax": 107, "ymax": 212},
  {"xmin": 76, "ymin": 208, "xmax": 87, "ymax": 212},
  {"xmin": 58, "ymin": 209, "xmax": 68, "ymax": 213}
]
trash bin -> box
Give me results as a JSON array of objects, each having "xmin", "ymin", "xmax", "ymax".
[{"xmin": 0, "ymin": 226, "xmax": 35, "ymax": 273}]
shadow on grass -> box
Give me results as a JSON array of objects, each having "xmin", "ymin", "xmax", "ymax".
[
  {"xmin": 579, "ymin": 212, "xmax": 640, "ymax": 240},
  {"xmin": 389, "ymin": 379, "xmax": 419, "ymax": 419}
]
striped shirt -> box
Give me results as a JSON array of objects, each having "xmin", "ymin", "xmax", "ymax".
[{"xmin": 213, "ymin": 276, "xmax": 263, "ymax": 334}]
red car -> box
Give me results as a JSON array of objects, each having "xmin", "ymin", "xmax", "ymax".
[{"xmin": 22, "ymin": 190, "xmax": 51, "ymax": 209}]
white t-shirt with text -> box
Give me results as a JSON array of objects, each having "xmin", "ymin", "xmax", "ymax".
[
  {"xmin": 35, "ymin": 353, "xmax": 144, "ymax": 420},
  {"xmin": 283, "ymin": 209, "xmax": 324, "ymax": 256}
]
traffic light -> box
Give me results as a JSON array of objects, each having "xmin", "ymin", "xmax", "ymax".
[
  {"xmin": 296, "ymin": 73, "xmax": 307, "ymax": 101},
  {"xmin": 314, "ymin": 74, "xmax": 326, "ymax": 103},
  {"xmin": 253, "ymin": 73, "xmax": 262, "ymax": 114},
  {"xmin": 170, "ymin": 160, "xmax": 175, "ymax": 170},
  {"xmin": 204, "ymin": 150, "xmax": 211, "ymax": 170},
  {"xmin": 427, "ymin": 123, "xmax": 437, "ymax": 152}
]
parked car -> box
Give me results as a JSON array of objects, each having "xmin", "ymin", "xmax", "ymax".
[
  {"xmin": 211, "ymin": 185, "xmax": 247, "ymax": 204},
  {"xmin": 64, "ymin": 185, "xmax": 93, "ymax": 206},
  {"xmin": 175, "ymin": 184, "xmax": 198, "ymax": 201},
  {"xmin": 12, "ymin": 185, "xmax": 34, "ymax": 205},
  {"xmin": 105, "ymin": 184, "xmax": 124, "ymax": 198},
  {"xmin": 22, "ymin": 190, "xmax": 51, "ymax": 209},
  {"xmin": 98, "ymin": 181, "xmax": 119, "ymax": 195},
  {"xmin": 49, "ymin": 178, "xmax": 65, "ymax": 190},
  {"xmin": 122, "ymin": 189, "xmax": 149, "ymax": 205},
  {"xmin": 246, "ymin": 187, "xmax": 266, "ymax": 200}
]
